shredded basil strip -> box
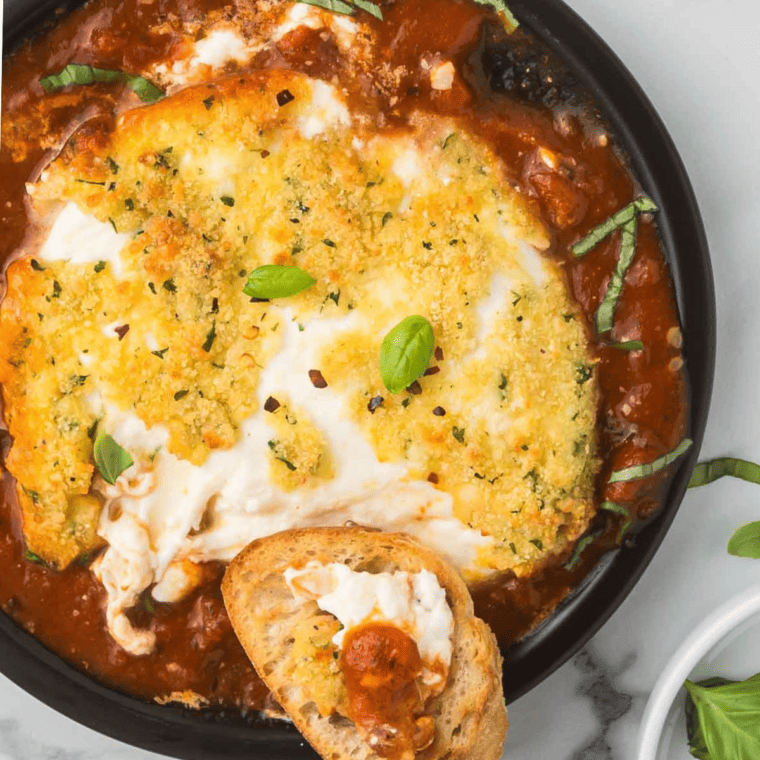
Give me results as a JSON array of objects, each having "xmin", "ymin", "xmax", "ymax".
[
  {"xmin": 600, "ymin": 501, "xmax": 632, "ymax": 541},
  {"xmin": 571, "ymin": 197, "xmax": 657, "ymax": 258},
  {"xmin": 379, "ymin": 315, "xmax": 435, "ymax": 394},
  {"xmin": 608, "ymin": 438, "xmax": 693, "ymax": 484},
  {"xmin": 40, "ymin": 64, "xmax": 164, "ymax": 103},
  {"xmin": 243, "ymin": 265, "xmax": 316, "ymax": 299},
  {"xmin": 93, "ymin": 431, "xmax": 134, "ymax": 485},
  {"xmin": 470, "ymin": 0, "xmax": 519, "ymax": 31},
  {"xmin": 595, "ymin": 218, "xmax": 637, "ymax": 334},
  {"xmin": 564, "ymin": 532, "xmax": 600, "ymax": 571},
  {"xmin": 688, "ymin": 457, "xmax": 760, "ymax": 489},
  {"xmin": 610, "ymin": 340, "xmax": 644, "ymax": 351},
  {"xmin": 296, "ymin": 0, "xmax": 382, "ymax": 19},
  {"xmin": 24, "ymin": 548, "xmax": 47, "ymax": 565}
]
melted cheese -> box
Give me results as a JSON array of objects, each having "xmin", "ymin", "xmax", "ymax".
[
  {"xmin": 1, "ymin": 72, "xmax": 599, "ymax": 654},
  {"xmin": 284, "ymin": 562, "xmax": 453, "ymax": 672}
]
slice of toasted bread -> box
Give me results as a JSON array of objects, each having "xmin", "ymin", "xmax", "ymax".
[{"xmin": 222, "ymin": 526, "xmax": 507, "ymax": 760}]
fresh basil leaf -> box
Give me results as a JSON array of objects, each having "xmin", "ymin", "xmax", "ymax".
[
  {"xmin": 608, "ymin": 438, "xmax": 693, "ymax": 483},
  {"xmin": 683, "ymin": 675, "xmax": 760, "ymax": 760},
  {"xmin": 727, "ymin": 522, "xmax": 760, "ymax": 559},
  {"xmin": 352, "ymin": 0, "xmax": 383, "ymax": 19},
  {"xmin": 379, "ymin": 315, "xmax": 435, "ymax": 394},
  {"xmin": 689, "ymin": 457, "xmax": 760, "ymax": 488},
  {"xmin": 685, "ymin": 677, "xmax": 736, "ymax": 760},
  {"xmin": 571, "ymin": 196, "xmax": 657, "ymax": 257},
  {"xmin": 94, "ymin": 431, "xmax": 134, "ymax": 485},
  {"xmin": 243, "ymin": 265, "xmax": 316, "ymax": 299},
  {"xmin": 40, "ymin": 64, "xmax": 164, "ymax": 103},
  {"xmin": 471, "ymin": 0, "xmax": 519, "ymax": 32},
  {"xmin": 297, "ymin": 0, "xmax": 359, "ymax": 16}
]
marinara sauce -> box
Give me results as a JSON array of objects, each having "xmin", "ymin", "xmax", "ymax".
[{"xmin": 0, "ymin": 0, "xmax": 687, "ymax": 712}]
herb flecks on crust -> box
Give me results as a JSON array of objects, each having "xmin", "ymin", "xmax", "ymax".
[{"xmin": 0, "ymin": 72, "xmax": 597, "ymax": 570}]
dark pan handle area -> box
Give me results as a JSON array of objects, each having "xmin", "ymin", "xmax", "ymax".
[{"xmin": 1, "ymin": 0, "xmax": 715, "ymax": 756}]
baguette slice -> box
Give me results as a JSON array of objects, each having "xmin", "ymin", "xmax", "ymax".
[{"xmin": 222, "ymin": 526, "xmax": 507, "ymax": 760}]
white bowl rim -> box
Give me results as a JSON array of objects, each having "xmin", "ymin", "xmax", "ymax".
[{"xmin": 636, "ymin": 582, "xmax": 760, "ymax": 759}]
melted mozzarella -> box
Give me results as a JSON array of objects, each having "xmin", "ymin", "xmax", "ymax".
[
  {"xmin": 91, "ymin": 311, "xmax": 490, "ymax": 654},
  {"xmin": 37, "ymin": 201, "xmax": 128, "ymax": 276},
  {"xmin": 297, "ymin": 80, "xmax": 351, "ymax": 138},
  {"xmin": 284, "ymin": 562, "xmax": 454, "ymax": 670}
]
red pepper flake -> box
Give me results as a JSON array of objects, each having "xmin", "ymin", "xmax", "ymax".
[
  {"xmin": 367, "ymin": 396, "xmax": 384, "ymax": 413},
  {"xmin": 424, "ymin": 366, "xmax": 440, "ymax": 376},
  {"xmin": 250, "ymin": 297, "xmax": 270, "ymax": 303},
  {"xmin": 432, "ymin": 406, "xmax": 446, "ymax": 416},
  {"xmin": 264, "ymin": 396, "xmax": 281, "ymax": 413},
  {"xmin": 309, "ymin": 370, "xmax": 328, "ymax": 388},
  {"xmin": 427, "ymin": 473, "xmax": 439, "ymax": 484},
  {"xmin": 276, "ymin": 89, "xmax": 295, "ymax": 107},
  {"xmin": 406, "ymin": 380, "xmax": 422, "ymax": 395},
  {"xmin": 435, "ymin": 346, "xmax": 444, "ymax": 361},
  {"xmin": 260, "ymin": 149, "xmax": 270, "ymax": 159},
  {"xmin": 114, "ymin": 324, "xmax": 130, "ymax": 341}
]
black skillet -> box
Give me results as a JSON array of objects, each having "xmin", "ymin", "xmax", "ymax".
[{"xmin": 1, "ymin": 0, "xmax": 715, "ymax": 756}]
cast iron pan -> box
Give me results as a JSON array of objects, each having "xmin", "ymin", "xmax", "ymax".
[{"xmin": 1, "ymin": 0, "xmax": 715, "ymax": 757}]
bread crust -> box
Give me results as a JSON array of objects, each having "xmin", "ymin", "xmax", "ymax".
[{"xmin": 222, "ymin": 527, "xmax": 507, "ymax": 760}]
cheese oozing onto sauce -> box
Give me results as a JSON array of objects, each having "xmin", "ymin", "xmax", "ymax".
[
  {"xmin": 90, "ymin": 308, "xmax": 490, "ymax": 654},
  {"xmin": 284, "ymin": 562, "xmax": 454, "ymax": 677},
  {"xmin": 25, "ymin": 78, "xmax": 572, "ymax": 655}
]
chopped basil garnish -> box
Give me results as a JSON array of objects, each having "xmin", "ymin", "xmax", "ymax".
[
  {"xmin": 40, "ymin": 64, "xmax": 164, "ymax": 103},
  {"xmin": 571, "ymin": 197, "xmax": 657, "ymax": 257},
  {"xmin": 610, "ymin": 340, "xmax": 644, "ymax": 351},
  {"xmin": 202, "ymin": 321, "xmax": 217, "ymax": 352},
  {"xmin": 596, "ymin": 218, "xmax": 637, "ymax": 333},
  {"xmin": 471, "ymin": 0, "xmax": 519, "ymax": 32},
  {"xmin": 379, "ymin": 315, "xmax": 435, "ymax": 394},
  {"xmin": 174, "ymin": 390, "xmax": 189, "ymax": 401},
  {"xmin": 94, "ymin": 261, "xmax": 106, "ymax": 273},
  {"xmin": 688, "ymin": 457, "xmax": 760, "ymax": 488},
  {"xmin": 608, "ymin": 438, "xmax": 693, "ymax": 484},
  {"xmin": 243, "ymin": 265, "xmax": 316, "ymax": 300},
  {"xmin": 296, "ymin": 0, "xmax": 382, "ymax": 19},
  {"xmin": 727, "ymin": 522, "xmax": 760, "ymax": 559},
  {"xmin": 220, "ymin": 196, "xmax": 235, "ymax": 207},
  {"xmin": 564, "ymin": 532, "xmax": 600, "ymax": 571},
  {"xmin": 684, "ymin": 674, "xmax": 760, "ymax": 758},
  {"xmin": 600, "ymin": 500, "xmax": 632, "ymax": 541},
  {"xmin": 24, "ymin": 548, "xmax": 47, "ymax": 565},
  {"xmin": 93, "ymin": 431, "xmax": 134, "ymax": 485}
]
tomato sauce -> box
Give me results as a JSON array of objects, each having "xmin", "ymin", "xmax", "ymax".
[
  {"xmin": 1, "ymin": 0, "xmax": 687, "ymax": 712},
  {"xmin": 341, "ymin": 623, "xmax": 431, "ymax": 758}
]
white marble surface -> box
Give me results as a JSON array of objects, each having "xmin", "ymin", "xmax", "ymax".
[{"xmin": 2, "ymin": 0, "xmax": 760, "ymax": 758}]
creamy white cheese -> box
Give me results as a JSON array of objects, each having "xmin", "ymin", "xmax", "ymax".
[
  {"xmin": 297, "ymin": 80, "xmax": 351, "ymax": 138},
  {"xmin": 37, "ymin": 201, "xmax": 128, "ymax": 277},
  {"xmin": 284, "ymin": 562, "xmax": 454, "ymax": 671},
  {"xmin": 152, "ymin": 26, "xmax": 263, "ymax": 87},
  {"xmin": 89, "ymin": 310, "xmax": 490, "ymax": 654}
]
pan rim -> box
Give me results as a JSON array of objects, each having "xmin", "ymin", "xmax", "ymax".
[{"xmin": 0, "ymin": 0, "xmax": 715, "ymax": 755}]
